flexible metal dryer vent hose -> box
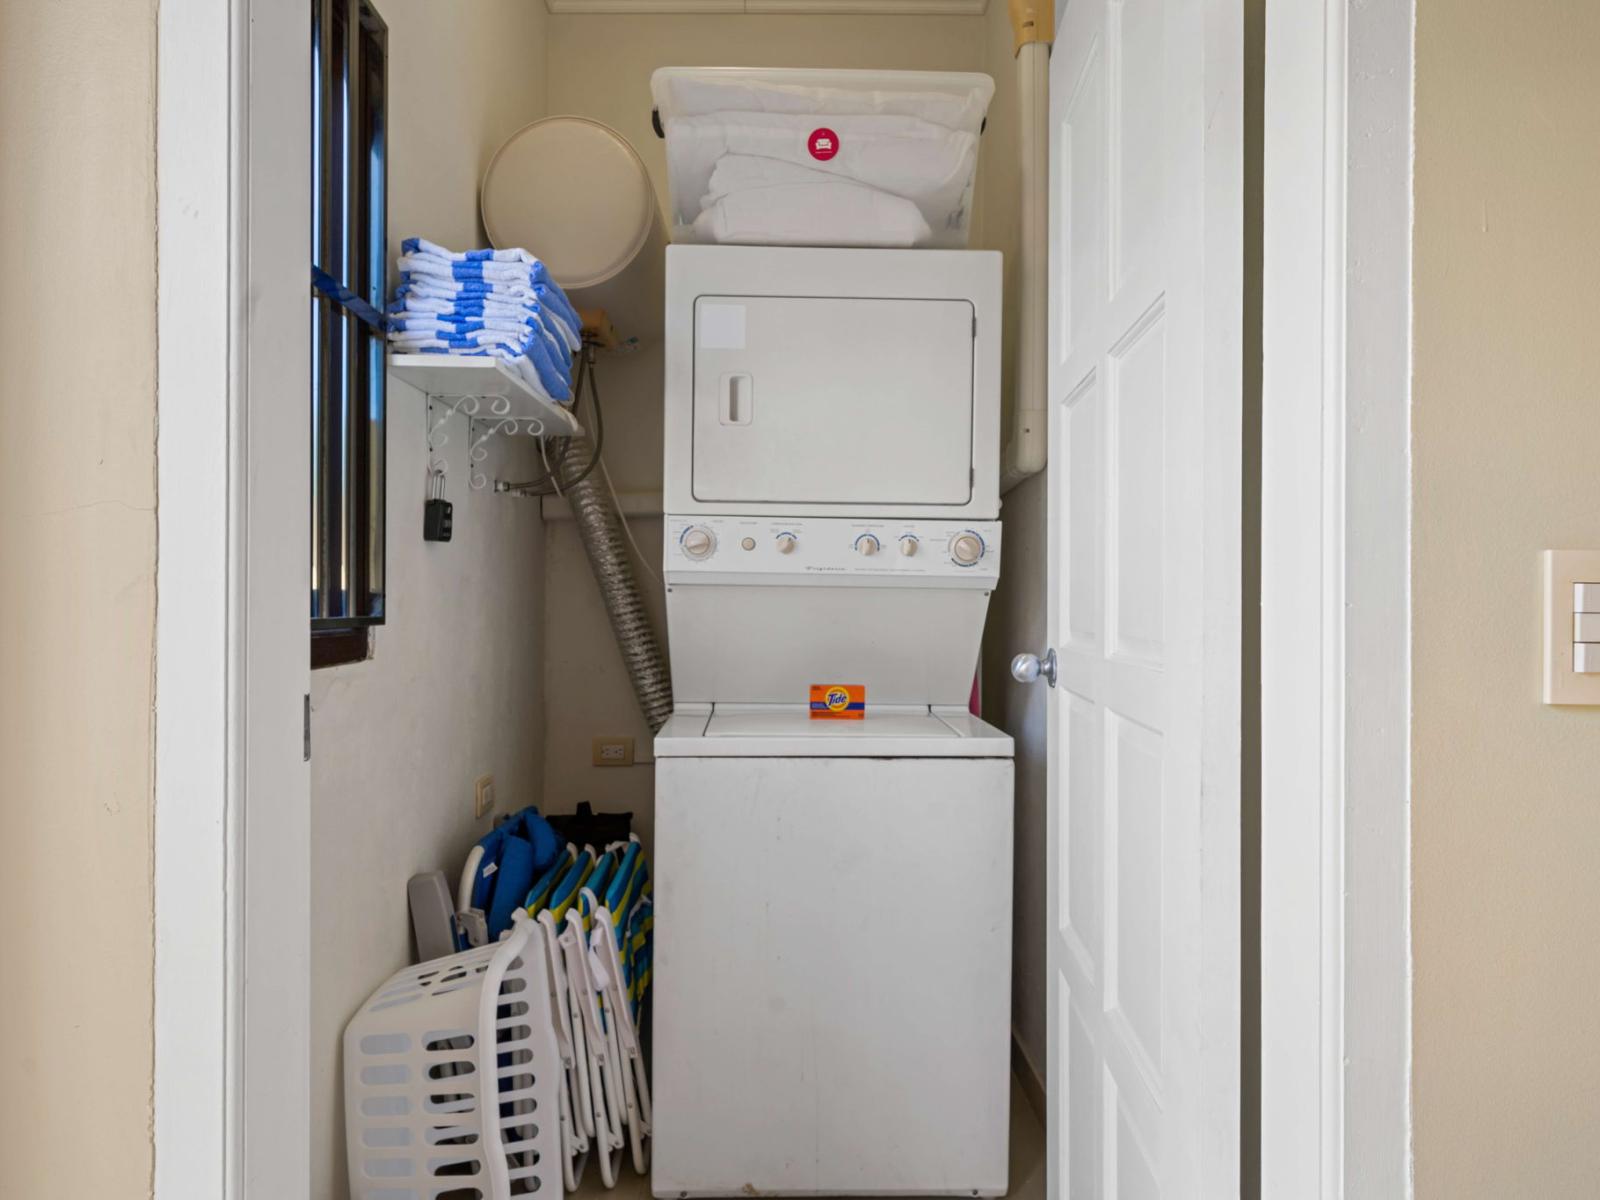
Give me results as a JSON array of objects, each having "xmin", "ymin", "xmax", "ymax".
[{"xmin": 562, "ymin": 427, "xmax": 674, "ymax": 733}]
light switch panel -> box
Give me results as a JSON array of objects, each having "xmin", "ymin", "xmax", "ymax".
[{"xmin": 1543, "ymin": 550, "xmax": 1600, "ymax": 704}]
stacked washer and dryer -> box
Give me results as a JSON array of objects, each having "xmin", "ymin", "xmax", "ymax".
[{"xmin": 648, "ymin": 111, "xmax": 1016, "ymax": 1192}]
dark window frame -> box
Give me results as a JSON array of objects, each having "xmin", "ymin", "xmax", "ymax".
[{"xmin": 311, "ymin": 0, "xmax": 387, "ymax": 669}]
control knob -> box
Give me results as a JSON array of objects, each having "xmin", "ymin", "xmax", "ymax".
[
  {"xmin": 776, "ymin": 533, "xmax": 797, "ymax": 554},
  {"xmin": 900, "ymin": 537, "xmax": 919, "ymax": 557},
  {"xmin": 950, "ymin": 532, "xmax": 985, "ymax": 566},
  {"xmin": 855, "ymin": 534, "xmax": 881, "ymax": 557},
  {"xmin": 682, "ymin": 527, "xmax": 716, "ymax": 560}
]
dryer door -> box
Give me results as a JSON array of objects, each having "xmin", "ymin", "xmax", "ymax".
[{"xmin": 691, "ymin": 294, "xmax": 974, "ymax": 506}]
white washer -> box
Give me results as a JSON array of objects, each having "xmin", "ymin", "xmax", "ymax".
[
  {"xmin": 652, "ymin": 710, "xmax": 1013, "ymax": 1198},
  {"xmin": 654, "ymin": 246, "xmax": 1013, "ymax": 1197}
]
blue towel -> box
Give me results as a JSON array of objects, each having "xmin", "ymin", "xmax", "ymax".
[
  {"xmin": 394, "ymin": 278, "xmax": 581, "ymax": 352},
  {"xmin": 400, "ymin": 249, "xmax": 582, "ymax": 321},
  {"xmin": 402, "ymin": 235, "xmax": 577, "ymax": 317},
  {"xmin": 399, "ymin": 240, "xmax": 583, "ymax": 335},
  {"xmin": 390, "ymin": 238, "xmax": 584, "ymax": 403}
]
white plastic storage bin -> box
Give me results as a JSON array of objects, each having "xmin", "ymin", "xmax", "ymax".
[
  {"xmin": 344, "ymin": 913, "xmax": 562, "ymax": 1199},
  {"xmin": 650, "ymin": 67, "xmax": 994, "ymax": 249}
]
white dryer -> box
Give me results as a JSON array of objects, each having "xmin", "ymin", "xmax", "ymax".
[{"xmin": 653, "ymin": 246, "xmax": 1014, "ymax": 1197}]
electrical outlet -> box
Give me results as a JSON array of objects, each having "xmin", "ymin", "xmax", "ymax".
[
  {"xmin": 474, "ymin": 774, "xmax": 496, "ymax": 818},
  {"xmin": 592, "ymin": 736, "xmax": 635, "ymax": 767}
]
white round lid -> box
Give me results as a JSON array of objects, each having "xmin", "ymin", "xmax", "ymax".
[{"xmin": 481, "ymin": 116, "xmax": 657, "ymax": 290}]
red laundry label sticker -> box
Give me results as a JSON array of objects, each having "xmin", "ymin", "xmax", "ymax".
[{"xmin": 807, "ymin": 127, "xmax": 840, "ymax": 161}]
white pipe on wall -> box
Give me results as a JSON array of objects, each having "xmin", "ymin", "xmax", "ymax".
[{"xmin": 1001, "ymin": 0, "xmax": 1052, "ymax": 490}]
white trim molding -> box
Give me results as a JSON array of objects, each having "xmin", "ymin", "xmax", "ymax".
[
  {"xmin": 155, "ymin": 2, "xmax": 312, "ymax": 1197},
  {"xmin": 154, "ymin": 0, "xmax": 235, "ymax": 1193},
  {"xmin": 1260, "ymin": 0, "xmax": 1414, "ymax": 1196}
]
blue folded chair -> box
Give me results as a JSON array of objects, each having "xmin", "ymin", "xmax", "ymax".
[{"xmin": 459, "ymin": 806, "xmax": 565, "ymax": 943}]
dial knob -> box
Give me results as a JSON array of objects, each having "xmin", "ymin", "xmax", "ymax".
[
  {"xmin": 951, "ymin": 532, "xmax": 984, "ymax": 566},
  {"xmin": 899, "ymin": 537, "xmax": 919, "ymax": 557},
  {"xmin": 682, "ymin": 527, "xmax": 715, "ymax": 559},
  {"xmin": 856, "ymin": 534, "xmax": 881, "ymax": 557},
  {"xmin": 776, "ymin": 533, "xmax": 797, "ymax": 554}
]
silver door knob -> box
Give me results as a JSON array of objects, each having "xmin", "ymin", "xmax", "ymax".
[{"xmin": 1010, "ymin": 648, "xmax": 1058, "ymax": 687}]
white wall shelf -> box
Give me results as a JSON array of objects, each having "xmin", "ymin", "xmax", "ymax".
[{"xmin": 391, "ymin": 354, "xmax": 583, "ymax": 438}]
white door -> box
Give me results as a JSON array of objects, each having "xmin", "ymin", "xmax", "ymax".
[{"xmin": 1030, "ymin": 0, "xmax": 1242, "ymax": 1194}]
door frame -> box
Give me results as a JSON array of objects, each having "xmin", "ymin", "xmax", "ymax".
[
  {"xmin": 150, "ymin": 0, "xmax": 1416, "ymax": 1193},
  {"xmin": 1260, "ymin": 0, "xmax": 1414, "ymax": 1195},
  {"xmin": 154, "ymin": 1, "xmax": 311, "ymax": 1196}
]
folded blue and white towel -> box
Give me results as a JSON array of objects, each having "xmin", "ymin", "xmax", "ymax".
[
  {"xmin": 395, "ymin": 275, "xmax": 581, "ymax": 350},
  {"xmin": 389, "ymin": 313, "xmax": 543, "ymax": 338},
  {"xmin": 403, "ymin": 235, "xmax": 545, "ymax": 267},
  {"xmin": 393, "ymin": 286, "xmax": 581, "ymax": 353},
  {"xmin": 401, "ymin": 237, "xmax": 582, "ymax": 327},
  {"xmin": 389, "ymin": 238, "xmax": 583, "ymax": 403},
  {"xmin": 398, "ymin": 269, "xmax": 582, "ymax": 338}
]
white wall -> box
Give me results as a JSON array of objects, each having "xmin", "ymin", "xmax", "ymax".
[
  {"xmin": 308, "ymin": 3, "xmax": 550, "ymax": 1195},
  {"xmin": 537, "ymin": 8, "xmax": 997, "ymax": 850},
  {"xmin": 0, "ymin": 3, "xmax": 158, "ymax": 1195}
]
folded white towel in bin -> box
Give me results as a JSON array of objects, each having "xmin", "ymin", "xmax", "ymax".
[
  {"xmin": 693, "ymin": 155, "xmax": 932, "ymax": 247},
  {"xmin": 666, "ymin": 111, "xmax": 977, "ymax": 239}
]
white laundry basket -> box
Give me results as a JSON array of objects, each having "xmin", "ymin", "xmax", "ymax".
[{"xmin": 345, "ymin": 912, "xmax": 563, "ymax": 1199}]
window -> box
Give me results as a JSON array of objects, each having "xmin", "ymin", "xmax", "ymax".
[{"xmin": 311, "ymin": 0, "xmax": 387, "ymax": 668}]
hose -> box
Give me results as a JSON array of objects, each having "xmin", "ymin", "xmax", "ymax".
[
  {"xmin": 564, "ymin": 429, "xmax": 674, "ymax": 732},
  {"xmin": 548, "ymin": 348, "xmax": 674, "ymax": 732}
]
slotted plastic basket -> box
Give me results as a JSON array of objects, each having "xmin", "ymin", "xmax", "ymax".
[{"xmin": 345, "ymin": 912, "xmax": 562, "ymax": 1199}]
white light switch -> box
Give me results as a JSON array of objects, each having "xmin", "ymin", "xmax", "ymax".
[{"xmin": 1544, "ymin": 551, "xmax": 1600, "ymax": 704}]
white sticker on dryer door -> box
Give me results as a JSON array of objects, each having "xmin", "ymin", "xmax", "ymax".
[{"xmin": 698, "ymin": 302, "xmax": 746, "ymax": 350}]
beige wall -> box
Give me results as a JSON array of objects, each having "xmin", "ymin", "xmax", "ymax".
[
  {"xmin": 0, "ymin": 2, "xmax": 158, "ymax": 1196},
  {"xmin": 308, "ymin": 3, "xmax": 551, "ymax": 1195},
  {"xmin": 538, "ymin": 13, "xmax": 996, "ymax": 842},
  {"xmin": 1412, "ymin": 2, "xmax": 1600, "ymax": 1194}
]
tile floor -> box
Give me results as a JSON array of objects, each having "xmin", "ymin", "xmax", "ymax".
[{"xmin": 572, "ymin": 1075, "xmax": 1046, "ymax": 1200}]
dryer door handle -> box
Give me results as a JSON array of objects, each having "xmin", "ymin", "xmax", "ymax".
[{"xmin": 720, "ymin": 372, "xmax": 753, "ymax": 426}]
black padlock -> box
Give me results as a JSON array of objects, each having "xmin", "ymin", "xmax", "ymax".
[{"xmin": 423, "ymin": 497, "xmax": 453, "ymax": 542}]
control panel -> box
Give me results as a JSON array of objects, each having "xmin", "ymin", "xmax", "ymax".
[{"xmin": 665, "ymin": 516, "xmax": 1001, "ymax": 583}]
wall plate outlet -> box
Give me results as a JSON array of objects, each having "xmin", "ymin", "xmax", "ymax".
[
  {"xmin": 474, "ymin": 774, "xmax": 496, "ymax": 818},
  {"xmin": 1543, "ymin": 550, "xmax": 1600, "ymax": 705},
  {"xmin": 592, "ymin": 736, "xmax": 635, "ymax": 767}
]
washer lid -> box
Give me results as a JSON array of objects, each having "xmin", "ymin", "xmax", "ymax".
[
  {"xmin": 481, "ymin": 116, "xmax": 657, "ymax": 289},
  {"xmin": 655, "ymin": 707, "xmax": 1014, "ymax": 758}
]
